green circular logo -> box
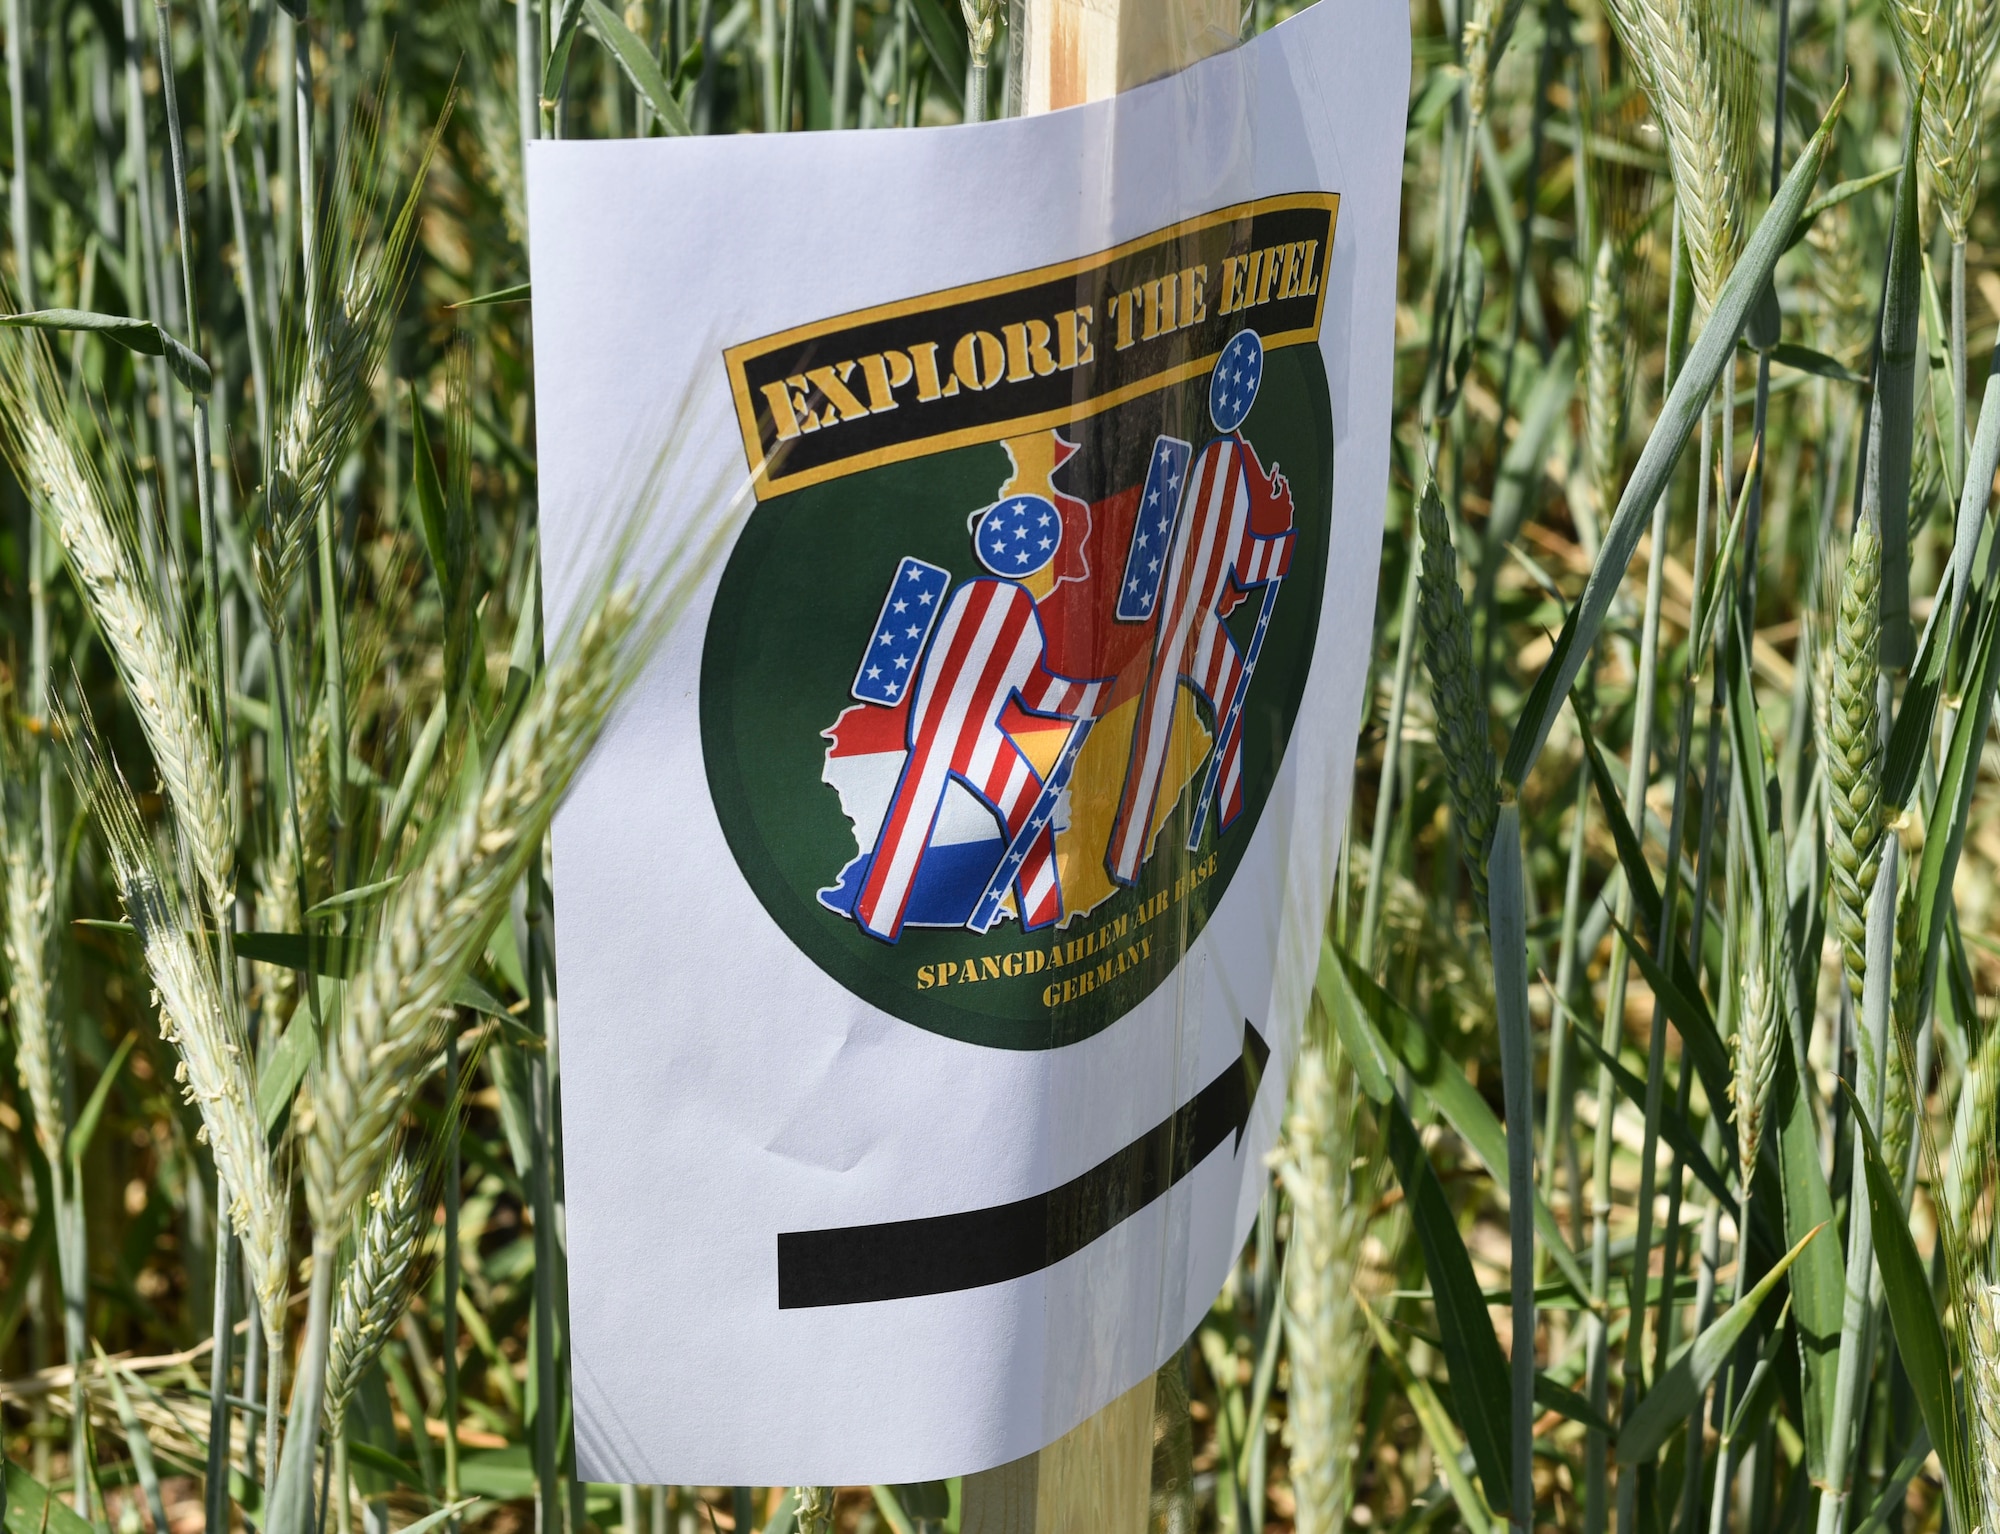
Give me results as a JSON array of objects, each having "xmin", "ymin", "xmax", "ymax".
[{"xmin": 701, "ymin": 345, "xmax": 1332, "ymax": 1050}]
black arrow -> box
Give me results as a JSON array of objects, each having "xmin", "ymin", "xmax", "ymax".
[{"xmin": 776, "ymin": 1019, "xmax": 1270, "ymax": 1309}]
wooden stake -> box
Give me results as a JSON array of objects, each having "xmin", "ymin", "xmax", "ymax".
[
  {"xmin": 960, "ymin": 6, "xmax": 1235, "ymax": 1528},
  {"xmin": 1013, "ymin": 0, "xmax": 1239, "ymax": 112},
  {"xmin": 961, "ymin": 1376, "xmax": 1159, "ymax": 1534}
]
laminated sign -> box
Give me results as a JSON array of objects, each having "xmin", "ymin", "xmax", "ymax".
[{"xmin": 529, "ymin": 0, "xmax": 1407, "ymax": 1486}]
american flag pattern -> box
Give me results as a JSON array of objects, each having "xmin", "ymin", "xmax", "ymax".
[
  {"xmin": 1106, "ymin": 434, "xmax": 1293, "ymax": 886},
  {"xmin": 851, "ymin": 557, "xmax": 952, "ymax": 706},
  {"xmin": 855, "ymin": 578, "xmax": 1109, "ymax": 942},
  {"xmin": 1115, "ymin": 437, "xmax": 1193, "ymax": 621}
]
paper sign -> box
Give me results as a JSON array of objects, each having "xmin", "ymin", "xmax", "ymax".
[{"xmin": 528, "ymin": 0, "xmax": 1407, "ymax": 1485}]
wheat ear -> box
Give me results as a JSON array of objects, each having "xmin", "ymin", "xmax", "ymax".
[
  {"xmin": 1824, "ymin": 522, "xmax": 1884, "ymax": 1003},
  {"xmin": 1731, "ymin": 921, "xmax": 1783, "ymax": 1195},
  {"xmin": 1882, "ymin": 859, "xmax": 1923, "ymax": 1188},
  {"xmin": 323, "ymin": 1151, "xmax": 426, "ymax": 1438},
  {"xmin": 301, "ymin": 582, "xmax": 643, "ymax": 1229},
  {"xmin": 256, "ymin": 103, "xmax": 439, "ymax": 628},
  {"xmin": 0, "ymin": 779, "xmax": 61, "ymax": 1164},
  {"xmin": 1415, "ymin": 479, "xmax": 1497, "ymax": 905},
  {"xmin": 1967, "ymin": 1282, "xmax": 2000, "ymax": 1533},
  {"xmin": 78, "ymin": 739, "xmax": 288, "ymax": 1343},
  {"xmin": 1947, "ymin": 1018, "xmax": 2000, "ymax": 1230},
  {"xmin": 1602, "ymin": 0, "xmax": 1759, "ymax": 313},
  {"xmin": 0, "ymin": 340, "xmax": 236, "ymax": 913},
  {"xmin": 793, "ymin": 1488, "xmax": 835, "ymax": 1534},
  {"xmin": 1584, "ymin": 237, "xmax": 1632, "ymax": 519},
  {"xmin": 1274, "ymin": 1039, "xmax": 1373, "ymax": 1534},
  {"xmin": 1882, "ymin": 0, "xmax": 1999, "ymax": 241}
]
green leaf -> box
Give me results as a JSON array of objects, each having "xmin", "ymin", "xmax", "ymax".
[
  {"xmin": 582, "ymin": 0, "xmax": 692, "ymax": 134},
  {"xmin": 1869, "ymin": 102, "xmax": 1924, "ymax": 667},
  {"xmin": 543, "ymin": 0, "xmax": 588, "ymax": 97},
  {"xmin": 1785, "ymin": 163, "xmax": 1901, "ymax": 250},
  {"xmin": 235, "ymin": 929, "xmax": 367, "ymax": 977},
  {"xmin": 409, "ymin": 397, "xmax": 453, "ymax": 602},
  {"xmin": 1571, "ymin": 704, "xmax": 1735, "ymax": 1125},
  {"xmin": 0, "ymin": 308, "xmax": 212, "ymax": 393},
  {"xmin": 303, "ymin": 876, "xmax": 399, "ymax": 917},
  {"xmin": 1357, "ymin": 1292, "xmax": 1498, "ymax": 1534},
  {"xmin": 1839, "ymin": 1084, "xmax": 1963, "ymax": 1499},
  {"xmin": 1386, "ymin": 1094, "xmax": 1512, "ymax": 1514},
  {"xmin": 1485, "ymin": 339, "xmax": 1574, "ymax": 553},
  {"xmin": 447, "ymin": 283, "xmax": 531, "ymax": 309},
  {"xmin": 671, "ymin": 36, "xmax": 704, "ymax": 92},
  {"xmin": 1851, "ymin": 1431, "xmax": 1931, "ymax": 1534},
  {"xmin": 1616, "ymin": 1221, "xmax": 1825, "ymax": 1463},
  {"xmin": 1502, "ymin": 85, "xmax": 1846, "ymax": 785},
  {"xmin": 397, "ymin": 1502, "xmax": 481, "ymax": 1534},
  {"xmin": 1316, "ymin": 939, "xmax": 1393, "ymax": 1105},
  {"xmin": 453, "ymin": 972, "xmax": 515, "ymax": 1022},
  {"xmin": 1949, "ymin": 334, "xmax": 2000, "ymax": 638},
  {"xmin": 6, "ymin": 1463, "xmax": 96, "ymax": 1534},
  {"xmin": 1486, "ymin": 803, "xmax": 1535, "ymax": 1528},
  {"xmin": 905, "ymin": 0, "xmax": 968, "ymax": 106},
  {"xmin": 1766, "ymin": 342, "xmax": 1865, "ymax": 384},
  {"xmin": 870, "ymin": 1487, "xmax": 918, "ymax": 1534},
  {"xmin": 1333, "ymin": 946, "xmax": 1592, "ymax": 1303},
  {"xmin": 1773, "ymin": 1021, "xmax": 1843, "ymax": 1479},
  {"xmin": 1881, "ymin": 581, "xmax": 1951, "ymax": 813},
  {"xmin": 1915, "ymin": 591, "xmax": 2000, "ymax": 1028},
  {"xmin": 345, "ymin": 1441, "xmax": 427, "ymax": 1493},
  {"xmin": 257, "ymin": 1012, "xmax": 319, "ymax": 1134},
  {"xmin": 1534, "ymin": 1374, "xmax": 1614, "ymax": 1437},
  {"xmin": 67, "ymin": 1031, "xmax": 136, "ymax": 1165}
]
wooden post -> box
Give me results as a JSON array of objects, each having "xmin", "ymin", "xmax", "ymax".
[
  {"xmin": 961, "ymin": 1376, "xmax": 1159, "ymax": 1534},
  {"xmin": 960, "ymin": 7, "xmax": 1235, "ymax": 1530},
  {"xmin": 1013, "ymin": 0, "xmax": 1239, "ymax": 113}
]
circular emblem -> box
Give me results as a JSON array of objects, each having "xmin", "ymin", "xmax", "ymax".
[
  {"xmin": 701, "ymin": 341, "xmax": 1332, "ymax": 1050},
  {"xmin": 1209, "ymin": 329, "xmax": 1263, "ymax": 432},
  {"xmin": 975, "ymin": 494, "xmax": 1063, "ymax": 578}
]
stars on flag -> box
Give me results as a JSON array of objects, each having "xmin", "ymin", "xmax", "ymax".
[
  {"xmin": 975, "ymin": 494, "xmax": 1063, "ymax": 579},
  {"xmin": 1116, "ymin": 434, "xmax": 1192, "ymax": 622},
  {"xmin": 852, "ymin": 556, "xmax": 950, "ymax": 707},
  {"xmin": 1209, "ymin": 328, "xmax": 1264, "ymax": 433}
]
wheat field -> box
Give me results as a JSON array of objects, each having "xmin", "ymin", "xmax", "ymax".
[{"xmin": 0, "ymin": 0, "xmax": 1995, "ymax": 1530}]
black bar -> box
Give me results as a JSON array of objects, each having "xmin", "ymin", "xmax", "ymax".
[{"xmin": 777, "ymin": 1021, "xmax": 1268, "ymax": 1308}]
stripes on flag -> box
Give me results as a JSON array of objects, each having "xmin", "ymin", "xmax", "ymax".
[
  {"xmin": 1115, "ymin": 436, "xmax": 1193, "ymax": 621},
  {"xmin": 855, "ymin": 578, "xmax": 1110, "ymax": 943},
  {"xmin": 1105, "ymin": 435, "xmax": 1294, "ymax": 887}
]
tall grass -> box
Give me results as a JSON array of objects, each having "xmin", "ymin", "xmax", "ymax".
[{"xmin": 0, "ymin": 0, "xmax": 1997, "ymax": 1532}]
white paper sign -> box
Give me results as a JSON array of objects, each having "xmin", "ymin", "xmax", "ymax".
[{"xmin": 528, "ymin": 0, "xmax": 1407, "ymax": 1484}]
